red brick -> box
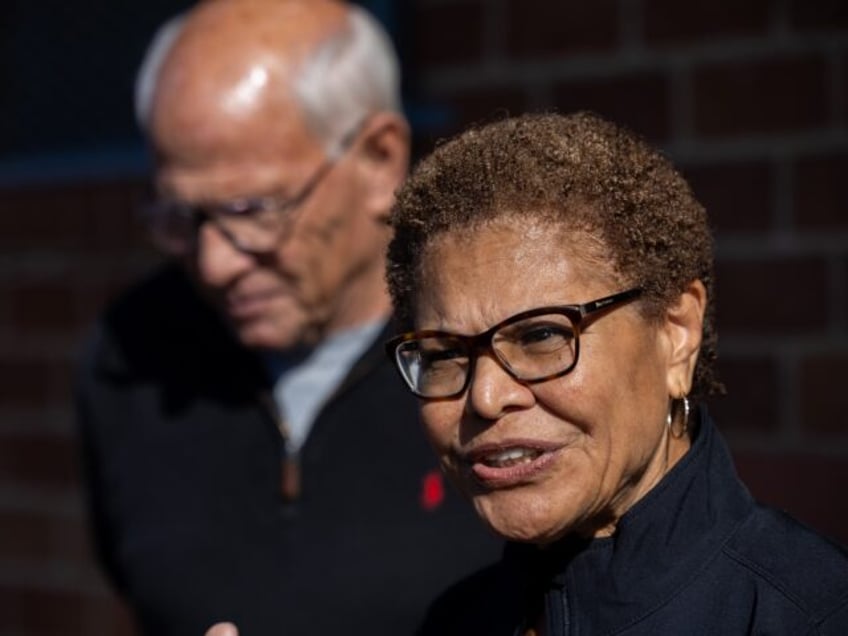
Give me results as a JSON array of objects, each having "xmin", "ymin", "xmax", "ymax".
[
  {"xmin": 75, "ymin": 278, "xmax": 135, "ymax": 331},
  {"xmin": 0, "ymin": 584, "xmax": 137, "ymax": 635},
  {"xmin": 844, "ymin": 51, "xmax": 848, "ymax": 122},
  {"xmin": 692, "ymin": 55, "xmax": 829, "ymax": 138},
  {"xmin": 682, "ymin": 160, "xmax": 772, "ymax": 232},
  {"xmin": 714, "ymin": 258, "xmax": 830, "ymax": 333},
  {"xmin": 706, "ymin": 356, "xmax": 780, "ymax": 434},
  {"xmin": 83, "ymin": 180, "xmax": 151, "ymax": 250},
  {"xmin": 413, "ymin": 1, "xmax": 485, "ymax": 69},
  {"xmin": 845, "ymin": 259, "xmax": 848, "ymax": 321},
  {"xmin": 644, "ymin": 0, "xmax": 771, "ymax": 44},
  {"xmin": 506, "ymin": 0, "xmax": 618, "ymax": 57},
  {"xmin": 800, "ymin": 354, "xmax": 848, "ymax": 434},
  {"xmin": 0, "ymin": 512, "xmax": 53, "ymax": 560},
  {"xmin": 0, "ymin": 179, "xmax": 151, "ymax": 252},
  {"xmin": 793, "ymin": 152, "xmax": 848, "ymax": 230},
  {"xmin": 0, "ymin": 512, "xmax": 90, "ymax": 562},
  {"xmin": 0, "ymin": 585, "xmax": 84, "ymax": 635},
  {"xmin": 552, "ymin": 72, "xmax": 671, "ymax": 142},
  {"xmin": 733, "ymin": 453, "xmax": 848, "ymax": 544},
  {"xmin": 0, "ymin": 434, "xmax": 80, "ymax": 488},
  {"xmin": 788, "ymin": 0, "xmax": 848, "ymax": 30},
  {"xmin": 85, "ymin": 593, "xmax": 138, "ymax": 635},
  {"xmin": 424, "ymin": 87, "xmax": 529, "ymax": 147},
  {"xmin": 2, "ymin": 274, "xmax": 144, "ymax": 343},
  {"xmin": 0, "ymin": 186, "xmax": 88, "ymax": 250},
  {"xmin": 0, "ymin": 583, "xmax": 139, "ymax": 635},
  {"xmin": 9, "ymin": 282, "xmax": 79, "ymax": 332},
  {"xmin": 0, "ymin": 358, "xmax": 74, "ymax": 407}
]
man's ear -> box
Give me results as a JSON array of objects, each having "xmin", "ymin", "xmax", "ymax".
[
  {"xmin": 352, "ymin": 111, "xmax": 410, "ymax": 220},
  {"xmin": 664, "ymin": 279, "xmax": 707, "ymax": 398}
]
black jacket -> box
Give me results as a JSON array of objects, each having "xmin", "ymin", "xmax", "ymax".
[
  {"xmin": 77, "ymin": 264, "xmax": 500, "ymax": 636},
  {"xmin": 419, "ymin": 408, "xmax": 848, "ymax": 635}
]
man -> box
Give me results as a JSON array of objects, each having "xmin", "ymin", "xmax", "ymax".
[{"xmin": 76, "ymin": 1, "xmax": 498, "ymax": 634}]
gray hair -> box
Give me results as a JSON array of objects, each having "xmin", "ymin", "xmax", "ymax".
[
  {"xmin": 134, "ymin": 13, "xmax": 186, "ymax": 131},
  {"xmin": 133, "ymin": 4, "xmax": 401, "ymax": 157}
]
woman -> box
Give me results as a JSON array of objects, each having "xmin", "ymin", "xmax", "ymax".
[{"xmin": 385, "ymin": 112, "xmax": 848, "ymax": 635}]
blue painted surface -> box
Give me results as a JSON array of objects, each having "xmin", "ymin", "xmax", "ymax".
[{"xmin": 0, "ymin": 0, "xmax": 457, "ymax": 187}]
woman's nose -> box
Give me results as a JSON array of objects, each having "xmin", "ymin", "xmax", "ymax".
[{"xmin": 465, "ymin": 353, "xmax": 535, "ymax": 420}]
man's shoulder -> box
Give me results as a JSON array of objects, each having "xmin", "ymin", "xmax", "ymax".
[
  {"xmin": 85, "ymin": 263, "xmax": 238, "ymax": 379},
  {"xmin": 102, "ymin": 263, "xmax": 203, "ymax": 333},
  {"xmin": 722, "ymin": 504, "xmax": 848, "ymax": 625}
]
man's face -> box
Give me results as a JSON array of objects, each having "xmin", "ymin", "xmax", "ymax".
[{"xmin": 151, "ymin": 86, "xmax": 387, "ymax": 350}]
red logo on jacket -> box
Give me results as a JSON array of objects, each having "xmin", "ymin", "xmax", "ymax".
[{"xmin": 420, "ymin": 469, "xmax": 445, "ymax": 511}]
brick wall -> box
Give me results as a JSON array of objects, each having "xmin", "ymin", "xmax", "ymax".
[
  {"xmin": 1, "ymin": 182, "xmax": 157, "ymax": 635},
  {"xmin": 411, "ymin": 0, "xmax": 848, "ymax": 541},
  {"xmin": 2, "ymin": 0, "xmax": 847, "ymax": 633}
]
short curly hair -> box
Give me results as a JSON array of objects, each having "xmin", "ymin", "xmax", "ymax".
[{"xmin": 386, "ymin": 111, "xmax": 723, "ymax": 399}]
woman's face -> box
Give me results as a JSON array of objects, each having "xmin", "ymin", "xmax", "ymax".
[{"xmin": 413, "ymin": 217, "xmax": 694, "ymax": 544}]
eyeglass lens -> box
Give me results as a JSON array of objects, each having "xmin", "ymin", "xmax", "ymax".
[
  {"xmin": 395, "ymin": 312, "xmax": 578, "ymax": 398},
  {"xmin": 147, "ymin": 196, "xmax": 297, "ymax": 255}
]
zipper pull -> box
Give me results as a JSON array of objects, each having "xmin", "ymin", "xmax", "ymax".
[
  {"xmin": 280, "ymin": 452, "xmax": 301, "ymax": 501},
  {"xmin": 260, "ymin": 390, "xmax": 302, "ymax": 502}
]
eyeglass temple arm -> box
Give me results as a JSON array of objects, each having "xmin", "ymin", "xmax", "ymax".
[{"xmin": 579, "ymin": 288, "xmax": 643, "ymax": 318}]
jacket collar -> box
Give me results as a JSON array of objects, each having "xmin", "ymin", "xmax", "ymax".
[{"xmin": 505, "ymin": 407, "xmax": 754, "ymax": 634}]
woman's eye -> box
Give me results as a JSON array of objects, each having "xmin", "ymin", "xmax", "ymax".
[
  {"xmin": 421, "ymin": 347, "xmax": 464, "ymax": 365},
  {"xmin": 515, "ymin": 324, "xmax": 573, "ymax": 351}
]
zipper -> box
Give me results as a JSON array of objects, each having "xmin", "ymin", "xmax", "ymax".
[
  {"xmin": 258, "ymin": 390, "xmax": 301, "ymax": 502},
  {"xmin": 545, "ymin": 581, "xmax": 569, "ymax": 636}
]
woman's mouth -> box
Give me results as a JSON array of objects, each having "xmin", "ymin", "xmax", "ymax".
[
  {"xmin": 480, "ymin": 447, "xmax": 544, "ymax": 468},
  {"xmin": 463, "ymin": 441, "xmax": 562, "ymax": 489}
]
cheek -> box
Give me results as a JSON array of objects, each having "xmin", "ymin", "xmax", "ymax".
[
  {"xmin": 284, "ymin": 216, "xmax": 362, "ymax": 285},
  {"xmin": 420, "ymin": 402, "xmax": 459, "ymax": 453}
]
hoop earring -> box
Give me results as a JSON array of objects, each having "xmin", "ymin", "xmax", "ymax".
[{"xmin": 668, "ymin": 395, "xmax": 690, "ymax": 439}]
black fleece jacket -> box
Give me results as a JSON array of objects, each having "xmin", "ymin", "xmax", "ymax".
[
  {"xmin": 77, "ymin": 264, "xmax": 499, "ymax": 636},
  {"xmin": 419, "ymin": 408, "xmax": 848, "ymax": 636}
]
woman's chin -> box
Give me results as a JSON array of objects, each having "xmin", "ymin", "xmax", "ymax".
[{"xmin": 472, "ymin": 492, "xmax": 571, "ymax": 545}]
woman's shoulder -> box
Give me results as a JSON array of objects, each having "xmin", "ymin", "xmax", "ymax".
[
  {"xmin": 416, "ymin": 558, "xmax": 524, "ymax": 636},
  {"xmin": 722, "ymin": 504, "xmax": 848, "ymax": 627}
]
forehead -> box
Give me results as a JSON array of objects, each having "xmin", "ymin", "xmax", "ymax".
[
  {"xmin": 421, "ymin": 216, "xmax": 616, "ymax": 282},
  {"xmin": 413, "ymin": 217, "xmax": 619, "ymax": 328},
  {"xmin": 149, "ymin": 6, "xmax": 335, "ymax": 188},
  {"xmin": 153, "ymin": 60, "xmax": 318, "ymax": 156},
  {"xmin": 151, "ymin": 69, "xmax": 324, "ymax": 200}
]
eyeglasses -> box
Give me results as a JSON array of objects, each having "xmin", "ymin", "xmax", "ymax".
[
  {"xmin": 385, "ymin": 288, "xmax": 643, "ymax": 399},
  {"xmin": 144, "ymin": 122, "xmax": 363, "ymax": 256}
]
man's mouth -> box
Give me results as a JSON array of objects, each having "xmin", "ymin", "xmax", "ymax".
[{"xmin": 225, "ymin": 289, "xmax": 281, "ymax": 319}]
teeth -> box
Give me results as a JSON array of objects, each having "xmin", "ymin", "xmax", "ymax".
[{"xmin": 482, "ymin": 448, "xmax": 543, "ymax": 468}]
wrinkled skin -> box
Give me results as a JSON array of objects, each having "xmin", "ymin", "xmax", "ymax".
[
  {"xmin": 413, "ymin": 217, "xmax": 705, "ymax": 544},
  {"xmin": 149, "ymin": 0, "xmax": 408, "ymax": 349}
]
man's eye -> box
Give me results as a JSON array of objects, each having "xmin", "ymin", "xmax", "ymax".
[{"xmin": 222, "ymin": 199, "xmax": 266, "ymax": 217}]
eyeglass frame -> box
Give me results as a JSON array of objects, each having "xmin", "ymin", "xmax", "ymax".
[
  {"xmin": 143, "ymin": 118, "xmax": 367, "ymax": 255},
  {"xmin": 385, "ymin": 287, "xmax": 644, "ymax": 399}
]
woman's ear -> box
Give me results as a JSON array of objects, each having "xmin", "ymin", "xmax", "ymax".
[
  {"xmin": 352, "ymin": 112, "xmax": 410, "ymax": 220},
  {"xmin": 664, "ymin": 279, "xmax": 707, "ymax": 397}
]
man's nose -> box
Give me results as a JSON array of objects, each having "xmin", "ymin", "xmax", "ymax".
[{"xmin": 194, "ymin": 222, "xmax": 255, "ymax": 287}]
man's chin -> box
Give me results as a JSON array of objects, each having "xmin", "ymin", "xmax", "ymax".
[{"xmin": 230, "ymin": 318, "xmax": 309, "ymax": 352}]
